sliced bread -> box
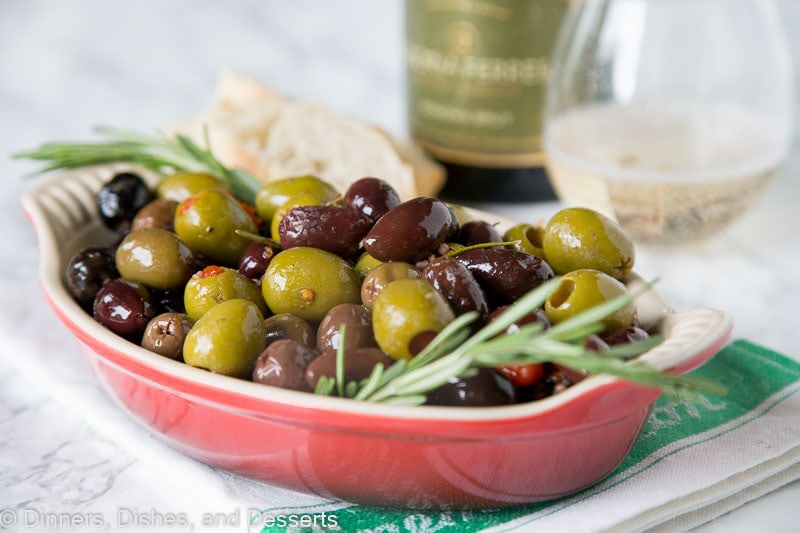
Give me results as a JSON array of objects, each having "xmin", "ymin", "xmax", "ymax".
[{"xmin": 171, "ymin": 70, "xmax": 444, "ymax": 199}]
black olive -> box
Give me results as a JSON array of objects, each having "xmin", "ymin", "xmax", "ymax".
[
  {"xmin": 66, "ymin": 246, "xmax": 118, "ymax": 309},
  {"xmin": 425, "ymin": 367, "xmax": 515, "ymax": 407},
  {"xmin": 96, "ymin": 172, "xmax": 153, "ymax": 234}
]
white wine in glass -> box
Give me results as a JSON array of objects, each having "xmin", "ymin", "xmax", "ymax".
[{"xmin": 543, "ymin": 0, "xmax": 793, "ymax": 245}]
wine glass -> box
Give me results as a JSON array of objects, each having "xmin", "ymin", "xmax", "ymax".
[{"xmin": 542, "ymin": 0, "xmax": 793, "ymax": 245}]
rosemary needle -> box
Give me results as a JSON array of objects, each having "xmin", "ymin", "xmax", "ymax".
[
  {"xmin": 316, "ymin": 277, "xmax": 725, "ymax": 405},
  {"xmin": 13, "ymin": 126, "xmax": 263, "ymax": 205}
]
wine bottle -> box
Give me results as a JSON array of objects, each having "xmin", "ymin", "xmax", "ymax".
[{"xmin": 405, "ymin": 0, "xmax": 568, "ymax": 203}]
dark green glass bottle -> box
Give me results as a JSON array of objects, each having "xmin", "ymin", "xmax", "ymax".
[{"xmin": 406, "ymin": 0, "xmax": 568, "ymax": 203}]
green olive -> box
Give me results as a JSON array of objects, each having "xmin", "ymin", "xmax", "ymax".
[
  {"xmin": 354, "ymin": 252, "xmax": 383, "ymax": 281},
  {"xmin": 542, "ymin": 207, "xmax": 635, "ymax": 280},
  {"xmin": 360, "ymin": 261, "xmax": 420, "ymax": 308},
  {"xmin": 184, "ymin": 266, "xmax": 268, "ymax": 321},
  {"xmin": 174, "ymin": 189, "xmax": 257, "ymax": 266},
  {"xmin": 115, "ymin": 228, "xmax": 195, "ymax": 289},
  {"xmin": 157, "ymin": 172, "xmax": 231, "ymax": 203},
  {"xmin": 255, "ymin": 176, "xmax": 337, "ymax": 222},
  {"xmin": 269, "ymin": 192, "xmax": 324, "ymax": 241},
  {"xmin": 504, "ymin": 223, "xmax": 545, "ymax": 257},
  {"xmin": 372, "ymin": 278, "xmax": 455, "ymax": 361},
  {"xmin": 183, "ymin": 299, "xmax": 267, "ymax": 378},
  {"xmin": 544, "ymin": 269, "xmax": 635, "ymax": 334},
  {"xmin": 262, "ymin": 247, "xmax": 361, "ymax": 322}
]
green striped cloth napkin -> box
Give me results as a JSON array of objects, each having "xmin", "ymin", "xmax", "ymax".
[{"xmin": 254, "ymin": 340, "xmax": 800, "ymax": 532}]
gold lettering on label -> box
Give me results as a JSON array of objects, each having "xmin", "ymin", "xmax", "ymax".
[
  {"xmin": 407, "ymin": 44, "xmax": 550, "ymax": 86},
  {"xmin": 418, "ymin": 98, "xmax": 514, "ymax": 129}
]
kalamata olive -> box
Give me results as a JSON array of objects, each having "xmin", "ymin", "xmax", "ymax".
[
  {"xmin": 408, "ymin": 330, "xmax": 438, "ymax": 356},
  {"xmin": 605, "ymin": 326, "xmax": 650, "ymax": 346},
  {"xmin": 141, "ymin": 312, "xmax": 193, "ymax": 360},
  {"xmin": 344, "ymin": 177, "xmax": 402, "ymax": 222},
  {"xmin": 96, "ymin": 172, "xmax": 153, "ymax": 234},
  {"xmin": 585, "ymin": 334, "xmax": 610, "ymax": 352},
  {"xmin": 316, "ymin": 303, "xmax": 376, "ymax": 353},
  {"xmin": 238, "ymin": 241, "xmax": 276, "ymax": 280},
  {"xmin": 269, "ymin": 193, "xmax": 324, "ymax": 241},
  {"xmin": 93, "ymin": 278, "xmax": 154, "ymax": 340},
  {"xmin": 457, "ymin": 248, "xmax": 555, "ymax": 304},
  {"xmin": 279, "ymin": 204, "xmax": 373, "ymax": 259},
  {"xmin": 422, "ymin": 256, "xmax": 489, "ymax": 322},
  {"xmin": 363, "ymin": 197, "xmax": 452, "ymax": 262},
  {"xmin": 263, "ymin": 313, "xmax": 316, "ymax": 349},
  {"xmin": 360, "ymin": 261, "xmax": 420, "ymax": 308},
  {"xmin": 425, "ymin": 367, "xmax": 515, "ymax": 407},
  {"xmin": 457, "ymin": 220, "xmax": 503, "ymax": 247},
  {"xmin": 66, "ymin": 246, "xmax": 118, "ymax": 308},
  {"xmin": 305, "ymin": 347, "xmax": 395, "ymax": 390},
  {"xmin": 131, "ymin": 199, "xmax": 179, "ymax": 232},
  {"xmin": 252, "ymin": 339, "xmax": 319, "ymax": 391}
]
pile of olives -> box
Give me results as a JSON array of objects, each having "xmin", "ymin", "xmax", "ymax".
[{"xmin": 66, "ymin": 170, "xmax": 647, "ymax": 406}]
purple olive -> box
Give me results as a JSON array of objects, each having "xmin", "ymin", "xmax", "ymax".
[
  {"xmin": 344, "ymin": 177, "xmax": 401, "ymax": 222},
  {"xmin": 279, "ymin": 204, "xmax": 373, "ymax": 259},
  {"xmin": 605, "ymin": 326, "xmax": 650, "ymax": 346},
  {"xmin": 141, "ymin": 312, "xmax": 193, "ymax": 360},
  {"xmin": 316, "ymin": 303, "xmax": 376, "ymax": 353},
  {"xmin": 457, "ymin": 220, "xmax": 503, "ymax": 247},
  {"xmin": 305, "ymin": 347, "xmax": 395, "ymax": 390},
  {"xmin": 363, "ymin": 197, "xmax": 452, "ymax": 262},
  {"xmin": 252, "ymin": 339, "xmax": 319, "ymax": 391},
  {"xmin": 238, "ymin": 241, "xmax": 276, "ymax": 280},
  {"xmin": 422, "ymin": 256, "xmax": 489, "ymax": 322},
  {"xmin": 457, "ymin": 248, "xmax": 554, "ymax": 304},
  {"xmin": 93, "ymin": 278, "xmax": 154, "ymax": 340}
]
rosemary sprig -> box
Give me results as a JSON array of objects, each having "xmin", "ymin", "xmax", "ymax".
[
  {"xmin": 316, "ymin": 278, "xmax": 726, "ymax": 405},
  {"xmin": 13, "ymin": 126, "xmax": 262, "ymax": 205}
]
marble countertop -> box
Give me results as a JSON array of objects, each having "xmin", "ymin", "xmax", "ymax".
[{"xmin": 1, "ymin": 1, "xmax": 799, "ymax": 531}]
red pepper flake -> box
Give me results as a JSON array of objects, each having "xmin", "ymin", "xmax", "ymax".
[
  {"xmin": 237, "ymin": 199, "xmax": 262, "ymax": 227},
  {"xmin": 180, "ymin": 195, "xmax": 200, "ymax": 214},
  {"xmin": 496, "ymin": 363, "xmax": 546, "ymax": 388},
  {"xmin": 193, "ymin": 265, "xmax": 226, "ymax": 279}
]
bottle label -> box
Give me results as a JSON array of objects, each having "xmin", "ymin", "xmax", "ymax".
[{"xmin": 406, "ymin": 0, "xmax": 568, "ymax": 168}]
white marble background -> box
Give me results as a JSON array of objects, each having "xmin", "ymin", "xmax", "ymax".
[{"xmin": 1, "ymin": 1, "xmax": 799, "ymax": 532}]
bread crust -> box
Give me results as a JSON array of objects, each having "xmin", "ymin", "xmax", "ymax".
[{"xmin": 169, "ymin": 71, "xmax": 444, "ymax": 199}]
